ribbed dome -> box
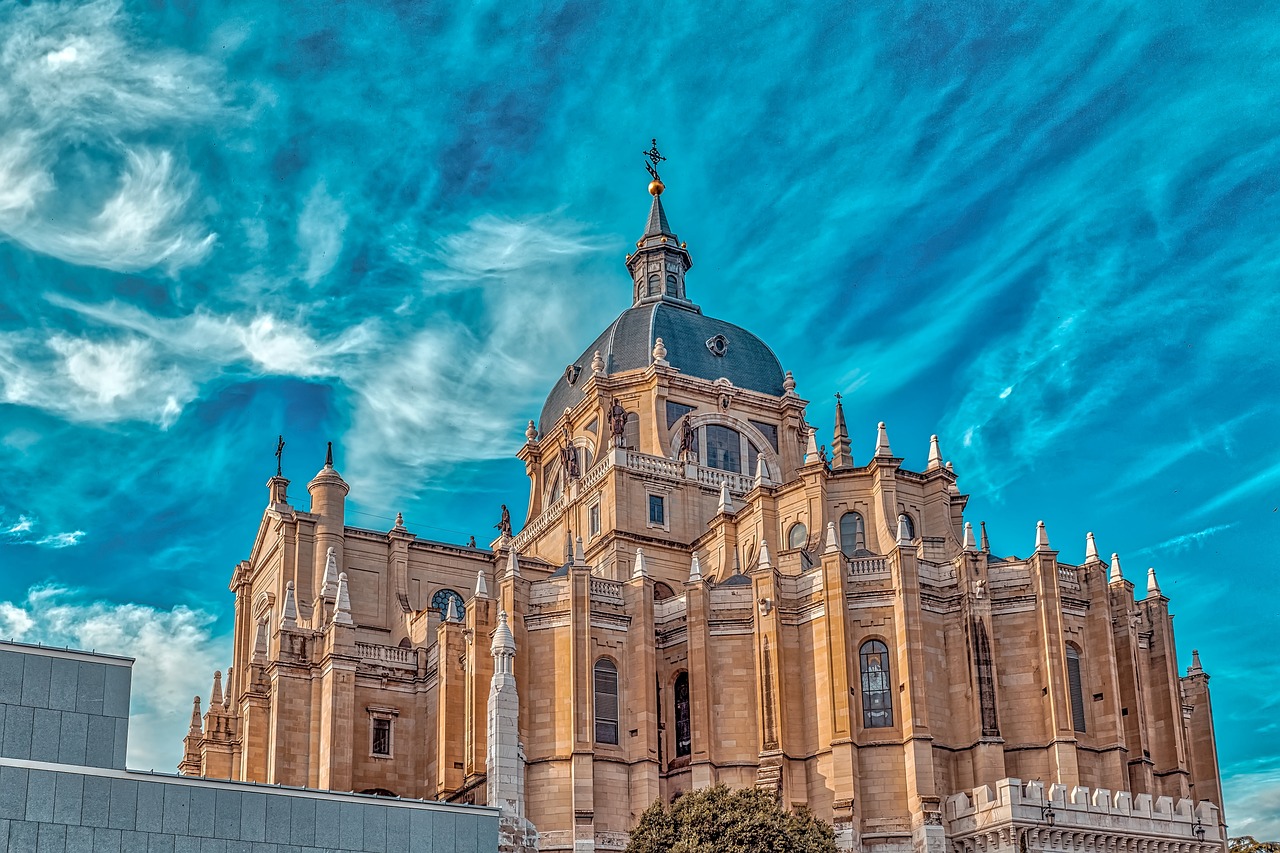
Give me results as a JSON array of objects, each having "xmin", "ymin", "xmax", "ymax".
[{"xmin": 539, "ymin": 300, "xmax": 785, "ymax": 436}]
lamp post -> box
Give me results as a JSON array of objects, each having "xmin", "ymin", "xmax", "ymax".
[
  {"xmin": 1193, "ymin": 818, "xmax": 1205, "ymax": 842},
  {"xmin": 1041, "ymin": 805, "xmax": 1056, "ymax": 827}
]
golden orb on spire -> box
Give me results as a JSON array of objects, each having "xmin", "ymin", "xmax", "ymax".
[{"xmin": 648, "ymin": 178, "xmax": 665, "ymax": 196}]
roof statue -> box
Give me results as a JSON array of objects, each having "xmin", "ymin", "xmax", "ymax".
[
  {"xmin": 608, "ymin": 398, "xmax": 630, "ymax": 448},
  {"xmin": 495, "ymin": 504, "xmax": 512, "ymax": 538}
]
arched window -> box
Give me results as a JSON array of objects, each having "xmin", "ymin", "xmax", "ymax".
[
  {"xmin": 647, "ymin": 274, "xmax": 660, "ymax": 297},
  {"xmin": 787, "ymin": 522, "xmax": 808, "ymax": 550},
  {"xmin": 653, "ymin": 582, "xmax": 676, "ymax": 601},
  {"xmin": 431, "ymin": 589, "xmax": 464, "ymax": 622},
  {"xmin": 839, "ymin": 512, "xmax": 866, "ymax": 555},
  {"xmin": 1066, "ymin": 644, "xmax": 1086, "ymax": 733},
  {"xmin": 859, "ymin": 639, "xmax": 893, "ymax": 728},
  {"xmin": 666, "ymin": 273, "xmax": 678, "ymax": 297},
  {"xmin": 674, "ymin": 672, "xmax": 691, "ymax": 757},
  {"xmin": 897, "ymin": 513, "xmax": 916, "ymax": 540},
  {"xmin": 623, "ymin": 416, "xmax": 640, "ymax": 452},
  {"xmin": 704, "ymin": 424, "xmax": 742, "ymax": 473},
  {"xmin": 594, "ymin": 658, "xmax": 619, "ymax": 745}
]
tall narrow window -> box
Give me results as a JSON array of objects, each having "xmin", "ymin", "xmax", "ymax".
[
  {"xmin": 588, "ymin": 503, "xmax": 601, "ymax": 538},
  {"xmin": 787, "ymin": 522, "xmax": 808, "ymax": 550},
  {"xmin": 839, "ymin": 512, "xmax": 866, "ymax": 555},
  {"xmin": 1066, "ymin": 644, "xmax": 1086, "ymax": 733},
  {"xmin": 371, "ymin": 717, "xmax": 392, "ymax": 757},
  {"xmin": 674, "ymin": 672, "xmax": 691, "ymax": 757},
  {"xmin": 860, "ymin": 640, "xmax": 893, "ymax": 728},
  {"xmin": 594, "ymin": 658, "xmax": 619, "ymax": 745},
  {"xmin": 648, "ymin": 494, "xmax": 665, "ymax": 526},
  {"xmin": 974, "ymin": 620, "xmax": 999, "ymax": 737},
  {"xmin": 647, "ymin": 274, "xmax": 660, "ymax": 297}
]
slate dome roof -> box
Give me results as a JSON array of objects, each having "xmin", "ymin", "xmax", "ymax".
[{"xmin": 539, "ymin": 300, "xmax": 785, "ymax": 436}]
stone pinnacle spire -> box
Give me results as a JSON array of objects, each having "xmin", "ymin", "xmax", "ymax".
[
  {"xmin": 209, "ymin": 670, "xmax": 223, "ymax": 708},
  {"xmin": 804, "ymin": 426, "xmax": 821, "ymax": 465},
  {"xmin": 758, "ymin": 538, "xmax": 773, "ymax": 569},
  {"xmin": 874, "ymin": 422, "xmax": 893, "ymax": 458},
  {"xmin": 1147, "ymin": 566, "xmax": 1162, "ymax": 598},
  {"xmin": 927, "ymin": 434, "xmax": 943, "ymax": 470},
  {"xmin": 320, "ymin": 547, "xmax": 339, "ymax": 599},
  {"xmin": 897, "ymin": 515, "xmax": 912, "ymax": 546},
  {"xmin": 688, "ymin": 552, "xmax": 702, "ymax": 583},
  {"xmin": 717, "ymin": 482, "xmax": 733, "ymax": 514},
  {"xmin": 1034, "ymin": 520, "xmax": 1051, "ymax": 552},
  {"xmin": 333, "ymin": 572, "xmax": 354, "ymax": 625},
  {"xmin": 188, "ymin": 696, "xmax": 202, "ymax": 734},
  {"xmin": 825, "ymin": 521, "xmax": 839, "ymax": 554},
  {"xmin": 1109, "ymin": 552, "xmax": 1124, "ymax": 583},
  {"xmin": 475, "ymin": 569, "xmax": 490, "ymax": 600},
  {"xmin": 251, "ymin": 619, "xmax": 268, "ymax": 663},
  {"xmin": 1085, "ymin": 532, "xmax": 1100, "ymax": 564},
  {"xmin": 831, "ymin": 394, "xmax": 852, "ymax": 470},
  {"xmin": 624, "ymin": 139, "xmax": 693, "ymax": 306},
  {"xmin": 1189, "ymin": 649, "xmax": 1203, "ymax": 675},
  {"xmin": 505, "ymin": 545, "xmax": 521, "ymax": 579},
  {"xmin": 980, "ymin": 521, "xmax": 990, "ymax": 553},
  {"xmin": 633, "ymin": 547, "xmax": 648, "ymax": 579},
  {"xmin": 280, "ymin": 581, "xmax": 298, "ymax": 628},
  {"xmin": 963, "ymin": 522, "xmax": 976, "ymax": 552}
]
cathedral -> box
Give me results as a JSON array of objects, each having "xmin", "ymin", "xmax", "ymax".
[{"xmin": 179, "ymin": 161, "xmax": 1226, "ymax": 853}]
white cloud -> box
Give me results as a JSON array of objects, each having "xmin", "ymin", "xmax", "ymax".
[
  {"xmin": 0, "ymin": 584, "xmax": 224, "ymax": 771},
  {"xmin": 297, "ymin": 181, "xmax": 349, "ymax": 284},
  {"xmin": 1132, "ymin": 523, "xmax": 1238, "ymax": 559},
  {"xmin": 1224, "ymin": 763, "xmax": 1280, "ymax": 842},
  {"xmin": 0, "ymin": 0, "xmax": 223, "ymax": 273},
  {"xmin": 1, "ymin": 511, "xmax": 85, "ymax": 549}
]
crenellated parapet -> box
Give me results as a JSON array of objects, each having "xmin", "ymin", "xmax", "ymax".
[{"xmin": 945, "ymin": 779, "xmax": 1224, "ymax": 853}]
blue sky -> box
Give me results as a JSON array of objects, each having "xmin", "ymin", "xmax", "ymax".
[{"xmin": 0, "ymin": 0, "xmax": 1276, "ymax": 836}]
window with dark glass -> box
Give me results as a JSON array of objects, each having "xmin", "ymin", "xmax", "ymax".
[
  {"xmin": 749, "ymin": 420, "xmax": 779, "ymax": 452},
  {"xmin": 1066, "ymin": 645, "xmax": 1086, "ymax": 733},
  {"xmin": 647, "ymin": 275, "xmax": 660, "ymax": 297},
  {"xmin": 704, "ymin": 424, "xmax": 742, "ymax": 473},
  {"xmin": 666, "ymin": 273, "xmax": 678, "ymax": 297},
  {"xmin": 839, "ymin": 512, "xmax": 866, "ymax": 555},
  {"xmin": 860, "ymin": 639, "xmax": 893, "ymax": 728},
  {"xmin": 589, "ymin": 503, "xmax": 600, "ymax": 538},
  {"xmin": 594, "ymin": 659, "xmax": 619, "ymax": 744},
  {"xmin": 788, "ymin": 522, "xmax": 808, "ymax": 550},
  {"xmin": 666, "ymin": 401, "xmax": 695, "ymax": 429},
  {"xmin": 648, "ymin": 494, "xmax": 665, "ymax": 525},
  {"xmin": 747, "ymin": 441, "xmax": 761, "ymax": 480},
  {"xmin": 431, "ymin": 588, "xmax": 464, "ymax": 622},
  {"xmin": 371, "ymin": 718, "xmax": 392, "ymax": 756},
  {"xmin": 674, "ymin": 672, "xmax": 691, "ymax": 757}
]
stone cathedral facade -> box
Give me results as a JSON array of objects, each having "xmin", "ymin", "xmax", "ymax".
[{"xmin": 179, "ymin": 173, "xmax": 1226, "ymax": 853}]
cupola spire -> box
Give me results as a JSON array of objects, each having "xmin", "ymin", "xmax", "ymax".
[
  {"xmin": 831, "ymin": 393, "xmax": 852, "ymax": 470},
  {"xmin": 625, "ymin": 139, "xmax": 694, "ymax": 307}
]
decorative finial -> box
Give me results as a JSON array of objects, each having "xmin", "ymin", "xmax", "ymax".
[
  {"xmin": 643, "ymin": 138, "xmax": 667, "ymax": 195},
  {"xmin": 591, "ymin": 350, "xmax": 605, "ymax": 374},
  {"xmin": 325, "ymin": 441, "xmax": 333, "ymax": 468},
  {"xmin": 653, "ymin": 337, "xmax": 668, "ymax": 366},
  {"xmin": 824, "ymin": 521, "xmax": 839, "ymax": 554},
  {"xmin": 1084, "ymin": 532, "xmax": 1099, "ymax": 563},
  {"xmin": 754, "ymin": 454, "xmax": 770, "ymax": 487},
  {"xmin": 275, "ymin": 435, "xmax": 285, "ymax": 477},
  {"xmin": 505, "ymin": 545, "xmax": 521, "ymax": 579},
  {"xmin": 717, "ymin": 481, "xmax": 733, "ymax": 515},
  {"xmin": 394, "ymin": 512, "xmax": 405, "ymax": 530},
  {"xmin": 526, "ymin": 420, "xmax": 538, "ymax": 442},
  {"xmin": 1146, "ymin": 566, "xmax": 1162, "ymax": 598},
  {"xmin": 783, "ymin": 370, "xmax": 797, "ymax": 395},
  {"xmin": 963, "ymin": 522, "xmax": 976, "ymax": 552},
  {"xmin": 209, "ymin": 670, "xmax": 223, "ymax": 707},
  {"xmin": 1109, "ymin": 552, "xmax": 1123, "ymax": 583},
  {"xmin": 491, "ymin": 609, "xmax": 515, "ymax": 654},
  {"xmin": 280, "ymin": 581, "xmax": 298, "ymax": 628},
  {"xmin": 633, "ymin": 547, "xmax": 648, "ymax": 580},
  {"xmin": 897, "ymin": 515, "xmax": 912, "ymax": 546},
  {"xmin": 444, "ymin": 593, "xmax": 462, "ymax": 624},
  {"xmin": 475, "ymin": 569, "xmax": 489, "ymax": 600},
  {"xmin": 979, "ymin": 521, "xmax": 990, "ymax": 553},
  {"xmin": 757, "ymin": 538, "xmax": 773, "ymax": 569},
  {"xmin": 688, "ymin": 551, "xmax": 702, "ymax": 583},
  {"xmin": 1189, "ymin": 649, "xmax": 1203, "ymax": 675},
  {"xmin": 927, "ymin": 435, "xmax": 942, "ymax": 470},
  {"xmin": 874, "ymin": 422, "xmax": 892, "ymax": 458},
  {"xmin": 321, "ymin": 546, "xmax": 339, "ymax": 599},
  {"xmin": 574, "ymin": 535, "xmax": 585, "ymax": 565},
  {"xmin": 1034, "ymin": 520, "xmax": 1051, "ymax": 552},
  {"xmin": 804, "ymin": 426, "xmax": 820, "ymax": 465},
  {"xmin": 334, "ymin": 572, "xmax": 354, "ymax": 625},
  {"xmin": 189, "ymin": 696, "xmax": 202, "ymax": 733}
]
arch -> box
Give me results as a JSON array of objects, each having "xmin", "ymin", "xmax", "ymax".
[
  {"xmin": 704, "ymin": 423, "xmax": 742, "ymax": 472},
  {"xmin": 787, "ymin": 521, "xmax": 808, "ymax": 550},
  {"xmin": 673, "ymin": 671, "xmax": 691, "ymax": 757},
  {"xmin": 1066, "ymin": 643, "xmax": 1086, "ymax": 733},
  {"xmin": 431, "ymin": 588, "xmax": 464, "ymax": 622},
  {"xmin": 666, "ymin": 272, "xmax": 678, "ymax": 297},
  {"xmin": 897, "ymin": 512, "xmax": 916, "ymax": 540},
  {"xmin": 859, "ymin": 638, "xmax": 894, "ymax": 728},
  {"xmin": 653, "ymin": 582, "xmax": 676, "ymax": 601},
  {"xmin": 647, "ymin": 274, "xmax": 661, "ymax": 297},
  {"xmin": 594, "ymin": 657, "xmax": 620, "ymax": 745},
  {"xmin": 668, "ymin": 412, "xmax": 780, "ymax": 482},
  {"xmin": 839, "ymin": 511, "xmax": 866, "ymax": 555}
]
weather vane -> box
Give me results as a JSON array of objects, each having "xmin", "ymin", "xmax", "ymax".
[
  {"xmin": 643, "ymin": 138, "xmax": 666, "ymax": 182},
  {"xmin": 274, "ymin": 434, "xmax": 285, "ymax": 477}
]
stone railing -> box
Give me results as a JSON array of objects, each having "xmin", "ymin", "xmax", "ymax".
[
  {"xmin": 590, "ymin": 576, "xmax": 625, "ymax": 606},
  {"xmin": 1059, "ymin": 565, "xmax": 1081, "ymax": 590},
  {"xmin": 626, "ymin": 450, "xmax": 684, "ymax": 479},
  {"xmin": 355, "ymin": 642, "xmax": 415, "ymax": 668},
  {"xmin": 579, "ymin": 453, "xmax": 615, "ymax": 491},
  {"xmin": 691, "ymin": 464, "xmax": 755, "ymax": 494},
  {"xmin": 848, "ymin": 555, "xmax": 890, "ymax": 577},
  {"xmin": 512, "ymin": 494, "xmax": 567, "ymax": 550},
  {"xmin": 946, "ymin": 778, "xmax": 1223, "ymax": 853}
]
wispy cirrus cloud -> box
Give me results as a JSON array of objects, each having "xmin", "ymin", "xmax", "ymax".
[
  {"xmin": 2, "ymin": 512, "xmax": 85, "ymax": 549},
  {"xmin": 1131, "ymin": 523, "xmax": 1238, "ymax": 559},
  {"xmin": 0, "ymin": 0, "xmax": 224, "ymax": 273}
]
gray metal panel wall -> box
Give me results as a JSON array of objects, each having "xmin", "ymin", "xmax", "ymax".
[
  {"xmin": 0, "ymin": 649, "xmax": 131, "ymax": 770},
  {"xmin": 0, "ymin": 761, "xmax": 498, "ymax": 853}
]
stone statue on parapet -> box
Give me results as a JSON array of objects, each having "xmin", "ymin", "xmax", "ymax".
[
  {"xmin": 560, "ymin": 427, "xmax": 581, "ymax": 479},
  {"xmin": 495, "ymin": 504, "xmax": 512, "ymax": 538},
  {"xmin": 609, "ymin": 398, "xmax": 630, "ymax": 448}
]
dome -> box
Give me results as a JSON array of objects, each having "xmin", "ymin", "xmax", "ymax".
[{"xmin": 539, "ymin": 300, "xmax": 785, "ymax": 436}]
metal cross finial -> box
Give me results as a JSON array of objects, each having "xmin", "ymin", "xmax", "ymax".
[
  {"xmin": 643, "ymin": 138, "xmax": 666, "ymax": 181},
  {"xmin": 274, "ymin": 435, "xmax": 285, "ymax": 477},
  {"xmin": 834, "ymin": 392, "xmax": 842, "ymax": 403}
]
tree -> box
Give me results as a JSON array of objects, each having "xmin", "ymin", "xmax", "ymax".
[
  {"xmin": 625, "ymin": 784, "xmax": 837, "ymax": 853},
  {"xmin": 1230, "ymin": 838, "xmax": 1280, "ymax": 853}
]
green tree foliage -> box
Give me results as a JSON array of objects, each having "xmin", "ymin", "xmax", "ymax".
[
  {"xmin": 625, "ymin": 784, "xmax": 836, "ymax": 853},
  {"xmin": 1230, "ymin": 838, "xmax": 1280, "ymax": 853}
]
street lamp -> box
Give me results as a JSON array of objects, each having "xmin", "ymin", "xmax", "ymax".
[
  {"xmin": 1041, "ymin": 805, "xmax": 1056, "ymax": 827},
  {"xmin": 1193, "ymin": 819, "xmax": 1205, "ymax": 842}
]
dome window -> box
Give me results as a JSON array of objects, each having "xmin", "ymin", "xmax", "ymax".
[{"xmin": 705, "ymin": 334, "xmax": 729, "ymax": 357}]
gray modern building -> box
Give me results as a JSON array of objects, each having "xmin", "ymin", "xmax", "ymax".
[{"xmin": 0, "ymin": 639, "xmax": 498, "ymax": 852}]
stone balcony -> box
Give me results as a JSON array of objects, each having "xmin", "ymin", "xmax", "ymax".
[{"xmin": 945, "ymin": 778, "xmax": 1223, "ymax": 853}]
